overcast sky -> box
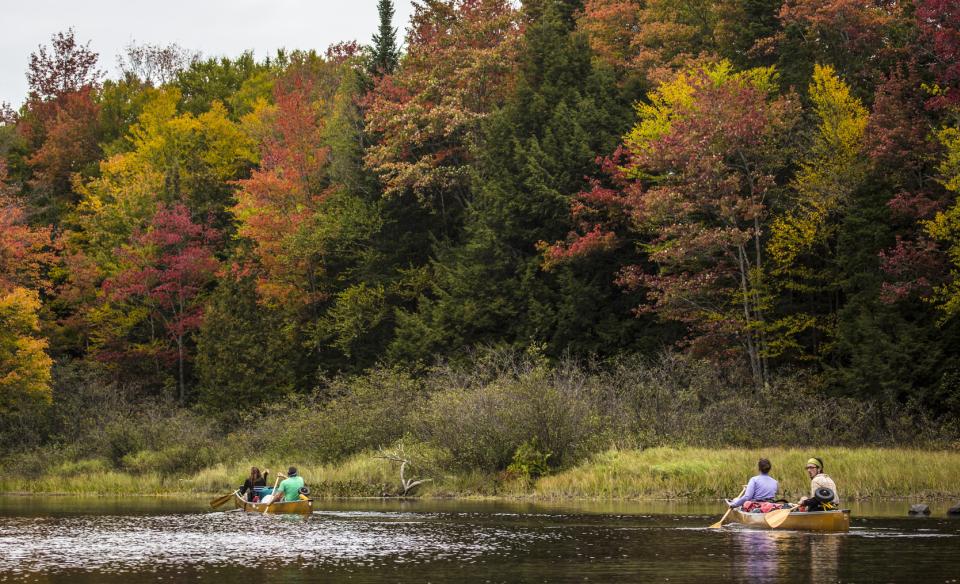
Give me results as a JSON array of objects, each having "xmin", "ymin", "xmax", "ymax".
[{"xmin": 0, "ymin": 0, "xmax": 414, "ymax": 108}]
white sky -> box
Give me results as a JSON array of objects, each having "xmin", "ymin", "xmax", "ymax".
[{"xmin": 1, "ymin": 0, "xmax": 414, "ymax": 108}]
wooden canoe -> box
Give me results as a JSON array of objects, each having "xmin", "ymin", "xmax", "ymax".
[
  {"xmin": 722, "ymin": 508, "xmax": 850, "ymax": 532},
  {"xmin": 234, "ymin": 493, "xmax": 313, "ymax": 515}
]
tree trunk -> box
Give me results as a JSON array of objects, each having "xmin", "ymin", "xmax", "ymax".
[
  {"xmin": 177, "ymin": 335, "xmax": 185, "ymax": 403},
  {"xmin": 737, "ymin": 245, "xmax": 763, "ymax": 391}
]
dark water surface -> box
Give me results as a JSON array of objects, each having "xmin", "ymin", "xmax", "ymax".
[{"xmin": 1, "ymin": 497, "xmax": 957, "ymax": 583}]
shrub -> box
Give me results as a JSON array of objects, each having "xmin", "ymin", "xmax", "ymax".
[
  {"xmin": 231, "ymin": 365, "xmax": 422, "ymax": 462},
  {"xmin": 49, "ymin": 458, "xmax": 112, "ymax": 477},
  {"xmin": 412, "ymin": 349, "xmax": 609, "ymax": 471},
  {"xmin": 122, "ymin": 445, "xmax": 216, "ymax": 475},
  {"xmin": 507, "ymin": 439, "xmax": 551, "ymax": 479}
]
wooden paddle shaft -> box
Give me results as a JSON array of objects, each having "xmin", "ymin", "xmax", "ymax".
[{"xmin": 710, "ymin": 485, "xmax": 747, "ymax": 528}]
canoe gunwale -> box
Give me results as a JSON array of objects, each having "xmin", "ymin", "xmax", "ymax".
[
  {"xmin": 722, "ymin": 507, "xmax": 850, "ymax": 532},
  {"xmin": 233, "ymin": 493, "xmax": 313, "ymax": 515}
]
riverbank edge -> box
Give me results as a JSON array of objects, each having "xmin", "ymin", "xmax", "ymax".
[
  {"xmin": 3, "ymin": 447, "xmax": 960, "ymax": 500},
  {"xmin": 2, "ymin": 492, "xmax": 959, "ymax": 502}
]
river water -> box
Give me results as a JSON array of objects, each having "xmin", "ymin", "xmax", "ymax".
[{"xmin": 0, "ymin": 497, "xmax": 957, "ymax": 583}]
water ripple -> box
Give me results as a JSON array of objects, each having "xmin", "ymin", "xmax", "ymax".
[{"xmin": 0, "ymin": 511, "xmax": 554, "ymax": 575}]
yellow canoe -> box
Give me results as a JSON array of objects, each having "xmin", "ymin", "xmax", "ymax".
[
  {"xmin": 234, "ymin": 493, "xmax": 313, "ymax": 515},
  {"xmin": 722, "ymin": 508, "xmax": 850, "ymax": 532}
]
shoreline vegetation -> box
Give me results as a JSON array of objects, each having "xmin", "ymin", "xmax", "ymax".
[
  {"xmin": 3, "ymin": 447, "xmax": 959, "ymax": 500},
  {"xmin": 3, "ymin": 352, "xmax": 959, "ymax": 502}
]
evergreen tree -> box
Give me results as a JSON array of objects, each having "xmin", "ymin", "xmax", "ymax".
[
  {"xmin": 370, "ymin": 0, "xmax": 400, "ymax": 75},
  {"xmin": 195, "ymin": 275, "xmax": 298, "ymax": 423},
  {"xmin": 391, "ymin": 0, "xmax": 646, "ymax": 361},
  {"xmin": 718, "ymin": 0, "xmax": 782, "ymax": 69}
]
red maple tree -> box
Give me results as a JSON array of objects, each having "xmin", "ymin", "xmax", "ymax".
[{"xmin": 103, "ymin": 203, "xmax": 219, "ymax": 401}]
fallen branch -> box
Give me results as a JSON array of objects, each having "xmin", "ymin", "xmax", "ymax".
[{"xmin": 375, "ymin": 441, "xmax": 433, "ymax": 496}]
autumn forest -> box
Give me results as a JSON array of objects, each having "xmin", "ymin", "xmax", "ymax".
[{"xmin": 2, "ymin": 0, "xmax": 960, "ymax": 481}]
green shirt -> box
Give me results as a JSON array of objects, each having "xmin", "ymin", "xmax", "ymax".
[{"xmin": 277, "ymin": 475, "xmax": 305, "ymax": 502}]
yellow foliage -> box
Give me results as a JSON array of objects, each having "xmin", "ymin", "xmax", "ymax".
[
  {"xmin": 936, "ymin": 127, "xmax": 960, "ymax": 194},
  {"xmin": 0, "ymin": 287, "xmax": 52, "ymax": 411},
  {"xmin": 808, "ymin": 64, "xmax": 869, "ymax": 162},
  {"xmin": 770, "ymin": 64, "xmax": 867, "ymax": 274},
  {"xmin": 792, "ymin": 64, "xmax": 867, "ymax": 215},
  {"xmin": 627, "ymin": 60, "xmax": 779, "ymax": 162},
  {"xmin": 764, "ymin": 65, "xmax": 867, "ymax": 358},
  {"xmin": 923, "ymin": 127, "xmax": 960, "ymax": 320},
  {"xmin": 71, "ymin": 88, "xmax": 258, "ymax": 273},
  {"xmin": 767, "ymin": 211, "xmax": 823, "ymax": 275}
]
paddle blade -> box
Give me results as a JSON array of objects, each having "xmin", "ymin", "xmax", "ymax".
[
  {"xmin": 764, "ymin": 507, "xmax": 794, "ymax": 528},
  {"xmin": 209, "ymin": 492, "xmax": 234, "ymax": 509},
  {"xmin": 709, "ymin": 508, "xmax": 732, "ymax": 529}
]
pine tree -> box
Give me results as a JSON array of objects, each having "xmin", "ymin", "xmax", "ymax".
[
  {"xmin": 370, "ymin": 0, "xmax": 399, "ymax": 75},
  {"xmin": 390, "ymin": 1, "xmax": 646, "ymax": 361},
  {"xmin": 195, "ymin": 275, "xmax": 298, "ymax": 422}
]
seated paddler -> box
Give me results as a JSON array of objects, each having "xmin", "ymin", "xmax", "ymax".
[
  {"xmin": 728, "ymin": 458, "xmax": 778, "ymax": 509},
  {"xmin": 276, "ymin": 466, "xmax": 307, "ymax": 502},
  {"xmin": 239, "ymin": 467, "xmax": 269, "ymax": 502},
  {"xmin": 797, "ymin": 457, "xmax": 840, "ymax": 511}
]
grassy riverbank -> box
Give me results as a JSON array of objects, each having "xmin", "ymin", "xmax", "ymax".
[{"xmin": 3, "ymin": 447, "xmax": 959, "ymax": 500}]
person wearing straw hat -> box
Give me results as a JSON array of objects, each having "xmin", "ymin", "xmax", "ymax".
[{"xmin": 798, "ymin": 457, "xmax": 839, "ymax": 511}]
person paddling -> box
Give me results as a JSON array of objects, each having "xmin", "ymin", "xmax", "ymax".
[
  {"xmin": 275, "ymin": 466, "xmax": 306, "ymax": 502},
  {"xmin": 798, "ymin": 457, "xmax": 840, "ymax": 511},
  {"xmin": 238, "ymin": 467, "xmax": 269, "ymax": 502},
  {"xmin": 728, "ymin": 458, "xmax": 778, "ymax": 509}
]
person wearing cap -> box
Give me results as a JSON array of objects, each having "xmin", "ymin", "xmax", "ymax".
[
  {"xmin": 275, "ymin": 466, "xmax": 306, "ymax": 502},
  {"xmin": 728, "ymin": 458, "xmax": 778, "ymax": 508},
  {"xmin": 798, "ymin": 457, "xmax": 839, "ymax": 510}
]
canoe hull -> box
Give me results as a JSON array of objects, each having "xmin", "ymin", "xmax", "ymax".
[
  {"xmin": 723, "ymin": 508, "xmax": 850, "ymax": 532},
  {"xmin": 234, "ymin": 493, "xmax": 313, "ymax": 515}
]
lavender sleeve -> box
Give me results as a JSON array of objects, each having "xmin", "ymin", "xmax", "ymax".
[{"xmin": 730, "ymin": 477, "xmax": 757, "ymax": 507}]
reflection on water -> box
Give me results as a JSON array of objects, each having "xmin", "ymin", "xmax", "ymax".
[
  {"xmin": 0, "ymin": 497, "xmax": 957, "ymax": 583},
  {"xmin": 732, "ymin": 527, "xmax": 848, "ymax": 584},
  {"xmin": 810, "ymin": 533, "xmax": 841, "ymax": 582},
  {"xmin": 736, "ymin": 529, "xmax": 787, "ymax": 581}
]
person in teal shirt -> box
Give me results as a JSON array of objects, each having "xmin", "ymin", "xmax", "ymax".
[{"xmin": 276, "ymin": 466, "xmax": 305, "ymax": 502}]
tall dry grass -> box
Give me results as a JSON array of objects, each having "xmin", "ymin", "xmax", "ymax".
[
  {"xmin": 4, "ymin": 447, "xmax": 959, "ymax": 499},
  {"xmin": 534, "ymin": 447, "xmax": 960, "ymax": 499}
]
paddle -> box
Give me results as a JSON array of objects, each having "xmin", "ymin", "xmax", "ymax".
[
  {"xmin": 764, "ymin": 503, "xmax": 802, "ymax": 528},
  {"xmin": 209, "ymin": 490, "xmax": 237, "ymax": 509},
  {"xmin": 709, "ymin": 486, "xmax": 747, "ymax": 529}
]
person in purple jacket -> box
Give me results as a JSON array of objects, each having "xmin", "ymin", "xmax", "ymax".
[{"xmin": 728, "ymin": 458, "xmax": 778, "ymax": 508}]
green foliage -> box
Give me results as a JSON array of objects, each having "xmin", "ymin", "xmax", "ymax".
[
  {"xmin": 122, "ymin": 445, "xmax": 216, "ymax": 475},
  {"xmin": 194, "ymin": 275, "xmax": 298, "ymax": 421},
  {"xmin": 393, "ymin": 2, "xmax": 639, "ymax": 360},
  {"xmin": 97, "ymin": 76, "xmax": 153, "ymax": 156},
  {"xmin": 174, "ymin": 51, "xmax": 275, "ymax": 117},
  {"xmin": 507, "ymin": 439, "xmax": 552, "ymax": 479},
  {"xmin": 370, "ymin": 0, "xmax": 400, "ymax": 75},
  {"xmin": 231, "ymin": 365, "xmax": 421, "ymax": 463},
  {"xmin": 412, "ymin": 349, "xmax": 610, "ymax": 470}
]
